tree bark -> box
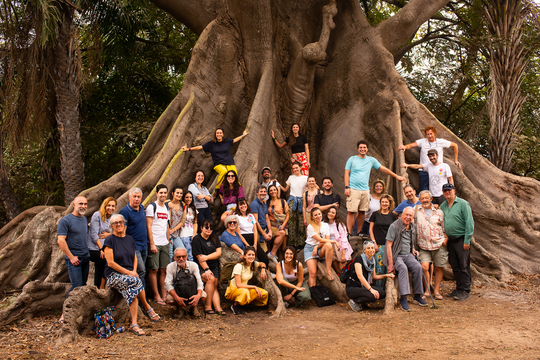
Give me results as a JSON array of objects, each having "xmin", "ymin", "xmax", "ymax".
[
  {"xmin": 52, "ymin": 4, "xmax": 85, "ymax": 206},
  {"xmin": 0, "ymin": 134, "xmax": 22, "ymax": 220}
]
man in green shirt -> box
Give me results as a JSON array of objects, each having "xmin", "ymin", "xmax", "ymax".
[{"xmin": 440, "ymin": 183, "xmax": 474, "ymax": 301}]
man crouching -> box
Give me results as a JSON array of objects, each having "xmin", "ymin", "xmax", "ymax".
[{"xmin": 165, "ymin": 248, "xmax": 205, "ymax": 316}]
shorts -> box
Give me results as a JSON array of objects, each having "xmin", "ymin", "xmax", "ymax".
[
  {"xmin": 147, "ymin": 245, "xmax": 170, "ymax": 269},
  {"xmin": 346, "ymin": 189, "xmax": 370, "ymax": 213},
  {"xmin": 418, "ymin": 246, "xmax": 448, "ymax": 268},
  {"xmin": 304, "ymin": 243, "xmax": 320, "ymax": 261}
]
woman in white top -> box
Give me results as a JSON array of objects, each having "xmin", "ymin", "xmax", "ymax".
[
  {"xmin": 361, "ymin": 180, "xmax": 386, "ymax": 235},
  {"xmin": 187, "ymin": 170, "xmax": 213, "ymax": 230},
  {"xmin": 233, "ymin": 197, "xmax": 269, "ymax": 266},
  {"xmin": 275, "ymin": 246, "xmax": 311, "ymax": 308},
  {"xmin": 304, "ymin": 208, "xmax": 339, "ymax": 286},
  {"xmin": 281, "ymin": 162, "xmax": 308, "ymax": 248},
  {"xmin": 178, "ymin": 191, "xmax": 198, "ymax": 261}
]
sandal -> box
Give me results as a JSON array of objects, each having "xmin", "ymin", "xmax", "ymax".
[
  {"xmin": 130, "ymin": 324, "xmax": 145, "ymax": 336},
  {"xmin": 204, "ymin": 309, "xmax": 216, "ymax": 315},
  {"xmin": 434, "ymin": 294, "xmax": 443, "ymax": 300},
  {"xmin": 146, "ymin": 307, "xmax": 161, "ymax": 322},
  {"xmin": 216, "ymin": 310, "xmax": 226, "ymax": 316},
  {"xmin": 325, "ymin": 269, "xmax": 335, "ymax": 281}
]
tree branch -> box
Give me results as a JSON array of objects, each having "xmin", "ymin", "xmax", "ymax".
[
  {"xmin": 149, "ymin": 0, "xmax": 221, "ymax": 35},
  {"xmin": 377, "ymin": 0, "xmax": 451, "ymax": 54}
]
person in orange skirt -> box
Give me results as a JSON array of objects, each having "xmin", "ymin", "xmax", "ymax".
[{"xmin": 271, "ymin": 123, "xmax": 310, "ymax": 175}]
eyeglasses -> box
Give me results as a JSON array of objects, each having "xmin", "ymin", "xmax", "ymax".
[
  {"xmin": 111, "ymin": 221, "xmax": 124, "ymax": 226},
  {"xmin": 228, "ymin": 221, "xmax": 237, "ymax": 225}
]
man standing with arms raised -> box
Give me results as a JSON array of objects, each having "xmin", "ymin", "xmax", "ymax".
[
  {"xmin": 440, "ymin": 183, "xmax": 474, "ymax": 301},
  {"xmin": 344, "ymin": 140, "xmax": 405, "ymax": 236},
  {"xmin": 119, "ymin": 188, "xmax": 148, "ymax": 288}
]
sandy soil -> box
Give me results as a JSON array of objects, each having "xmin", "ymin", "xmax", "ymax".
[{"xmin": 1, "ymin": 274, "xmax": 539, "ymax": 360}]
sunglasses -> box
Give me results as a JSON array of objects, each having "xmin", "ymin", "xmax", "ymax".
[
  {"xmin": 227, "ymin": 174, "xmax": 236, "ymax": 178},
  {"xmin": 176, "ymin": 255, "xmax": 187, "ymax": 259},
  {"xmin": 228, "ymin": 221, "xmax": 237, "ymax": 225},
  {"xmin": 111, "ymin": 221, "xmax": 124, "ymax": 226},
  {"xmin": 204, "ymin": 225, "xmax": 213, "ymax": 230}
]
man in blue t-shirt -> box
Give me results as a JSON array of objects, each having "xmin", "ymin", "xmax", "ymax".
[
  {"xmin": 344, "ymin": 140, "xmax": 405, "ymax": 235},
  {"xmin": 119, "ymin": 187, "xmax": 148, "ymax": 288},
  {"xmin": 250, "ymin": 186, "xmax": 277, "ymax": 260},
  {"xmin": 393, "ymin": 184, "xmax": 421, "ymax": 215},
  {"xmin": 57, "ymin": 195, "xmax": 90, "ymax": 322}
]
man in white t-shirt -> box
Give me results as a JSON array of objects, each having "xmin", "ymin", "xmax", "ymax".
[
  {"xmin": 398, "ymin": 126, "xmax": 460, "ymax": 192},
  {"xmin": 146, "ymin": 184, "xmax": 171, "ymax": 304},
  {"xmin": 344, "ymin": 140, "xmax": 406, "ymax": 236},
  {"xmin": 401, "ymin": 149, "xmax": 454, "ymax": 205}
]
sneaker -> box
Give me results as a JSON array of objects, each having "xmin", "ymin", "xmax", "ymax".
[
  {"xmin": 447, "ymin": 289, "xmax": 459, "ymax": 298},
  {"xmin": 453, "ymin": 291, "xmax": 471, "ymax": 301},
  {"xmin": 400, "ymin": 297, "xmax": 411, "ymax": 312},
  {"xmin": 348, "ymin": 299, "xmax": 363, "ymax": 312},
  {"xmin": 413, "ymin": 295, "xmax": 428, "ymax": 307},
  {"xmin": 230, "ymin": 304, "xmax": 243, "ymax": 315},
  {"xmin": 267, "ymin": 253, "xmax": 278, "ymax": 263},
  {"xmin": 284, "ymin": 302, "xmax": 290, "ymax": 309}
]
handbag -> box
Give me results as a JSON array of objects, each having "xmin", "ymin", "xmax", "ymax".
[{"xmin": 309, "ymin": 285, "xmax": 335, "ymax": 307}]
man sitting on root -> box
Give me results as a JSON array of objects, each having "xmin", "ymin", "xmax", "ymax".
[
  {"xmin": 165, "ymin": 248, "xmax": 205, "ymax": 317},
  {"xmin": 383, "ymin": 207, "xmax": 428, "ymax": 311}
]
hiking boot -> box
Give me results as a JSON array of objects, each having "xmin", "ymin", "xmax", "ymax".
[
  {"xmin": 348, "ymin": 299, "xmax": 362, "ymax": 312},
  {"xmin": 413, "ymin": 295, "xmax": 428, "ymax": 307},
  {"xmin": 447, "ymin": 289, "xmax": 459, "ymax": 298},
  {"xmin": 453, "ymin": 291, "xmax": 471, "ymax": 301},
  {"xmin": 400, "ymin": 297, "xmax": 411, "ymax": 312},
  {"xmin": 230, "ymin": 303, "xmax": 243, "ymax": 315}
]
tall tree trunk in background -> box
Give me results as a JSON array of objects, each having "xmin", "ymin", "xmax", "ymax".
[
  {"xmin": 52, "ymin": 4, "xmax": 84, "ymax": 205},
  {"xmin": 0, "ymin": 133, "xmax": 22, "ymax": 220},
  {"xmin": 485, "ymin": 0, "xmax": 529, "ymax": 172}
]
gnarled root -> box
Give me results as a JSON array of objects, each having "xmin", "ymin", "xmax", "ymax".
[
  {"xmin": 0, "ymin": 280, "xmax": 70, "ymax": 326},
  {"xmin": 57, "ymin": 285, "xmax": 128, "ymax": 346}
]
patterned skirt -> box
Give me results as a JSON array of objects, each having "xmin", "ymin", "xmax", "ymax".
[
  {"xmin": 291, "ymin": 152, "xmax": 309, "ymax": 176},
  {"xmin": 106, "ymin": 271, "xmax": 143, "ymax": 305},
  {"xmin": 374, "ymin": 245, "xmax": 387, "ymax": 289},
  {"xmin": 287, "ymin": 200, "xmax": 306, "ymax": 248}
]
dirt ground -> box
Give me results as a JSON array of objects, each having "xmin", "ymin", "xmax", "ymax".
[{"xmin": 1, "ymin": 274, "xmax": 539, "ymax": 360}]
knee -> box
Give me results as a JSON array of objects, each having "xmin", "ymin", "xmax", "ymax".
[{"xmin": 421, "ymin": 263, "xmax": 430, "ymax": 272}]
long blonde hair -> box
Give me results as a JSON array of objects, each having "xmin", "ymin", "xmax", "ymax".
[
  {"xmin": 99, "ymin": 197, "xmax": 117, "ymax": 221},
  {"xmin": 309, "ymin": 208, "xmax": 323, "ymax": 233}
]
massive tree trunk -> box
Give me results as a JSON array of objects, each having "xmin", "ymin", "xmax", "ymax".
[
  {"xmin": 1, "ymin": 0, "xmax": 540, "ymax": 330},
  {"xmin": 52, "ymin": 4, "xmax": 85, "ymax": 206}
]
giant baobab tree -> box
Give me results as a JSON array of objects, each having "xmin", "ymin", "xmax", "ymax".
[{"xmin": 1, "ymin": 0, "xmax": 539, "ymax": 341}]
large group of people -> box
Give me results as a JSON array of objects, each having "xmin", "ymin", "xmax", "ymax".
[{"xmin": 57, "ymin": 124, "xmax": 475, "ymax": 333}]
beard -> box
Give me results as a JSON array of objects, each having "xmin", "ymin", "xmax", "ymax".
[{"xmin": 77, "ymin": 208, "xmax": 87, "ymax": 216}]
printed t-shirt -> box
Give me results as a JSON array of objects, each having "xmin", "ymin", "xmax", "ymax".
[
  {"xmin": 191, "ymin": 234, "xmax": 221, "ymax": 272},
  {"xmin": 146, "ymin": 203, "xmax": 170, "ymax": 246},
  {"xmin": 202, "ymin": 138, "xmax": 235, "ymax": 166},
  {"xmin": 345, "ymin": 155, "xmax": 381, "ymax": 191},
  {"xmin": 422, "ymin": 162, "xmax": 452, "ymax": 197},
  {"xmin": 103, "ymin": 234, "xmax": 137, "ymax": 278},
  {"xmin": 415, "ymin": 138, "xmax": 451, "ymax": 167}
]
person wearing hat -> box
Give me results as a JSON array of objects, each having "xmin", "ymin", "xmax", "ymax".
[
  {"xmin": 398, "ymin": 126, "xmax": 461, "ymax": 192},
  {"xmin": 401, "ymin": 148, "xmax": 454, "ymax": 205},
  {"xmin": 346, "ymin": 240, "xmax": 395, "ymax": 312},
  {"xmin": 259, "ymin": 167, "xmax": 281, "ymax": 201},
  {"xmin": 220, "ymin": 215, "xmax": 250, "ymax": 257},
  {"xmin": 439, "ymin": 183, "xmax": 474, "ymax": 301}
]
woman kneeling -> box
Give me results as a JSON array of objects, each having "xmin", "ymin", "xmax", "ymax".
[
  {"xmin": 346, "ymin": 240, "xmax": 394, "ymax": 312},
  {"xmin": 225, "ymin": 246, "xmax": 268, "ymax": 315},
  {"xmin": 103, "ymin": 214, "xmax": 161, "ymax": 336}
]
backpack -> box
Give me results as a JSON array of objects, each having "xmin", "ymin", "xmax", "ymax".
[
  {"xmin": 150, "ymin": 201, "xmax": 171, "ymax": 227},
  {"xmin": 309, "ymin": 285, "xmax": 335, "ymax": 307},
  {"xmin": 339, "ymin": 257, "xmax": 357, "ymax": 284},
  {"xmin": 220, "ymin": 262, "xmax": 237, "ymax": 283},
  {"xmin": 93, "ymin": 306, "xmax": 119, "ymax": 339},
  {"xmin": 174, "ymin": 266, "xmax": 198, "ymax": 299}
]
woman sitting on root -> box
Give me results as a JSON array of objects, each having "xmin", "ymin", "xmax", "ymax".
[
  {"xmin": 225, "ymin": 246, "xmax": 268, "ymax": 315},
  {"xmin": 103, "ymin": 214, "xmax": 161, "ymax": 336},
  {"xmin": 230, "ymin": 198, "xmax": 269, "ymax": 266},
  {"xmin": 304, "ymin": 207, "xmax": 337, "ymax": 286},
  {"xmin": 325, "ymin": 205, "xmax": 353, "ymax": 273},
  {"xmin": 275, "ymin": 246, "xmax": 311, "ymax": 308},
  {"xmin": 267, "ymin": 184, "xmax": 288, "ymax": 262},
  {"xmin": 346, "ymin": 240, "xmax": 394, "ymax": 312},
  {"xmin": 220, "ymin": 215, "xmax": 250, "ymax": 257}
]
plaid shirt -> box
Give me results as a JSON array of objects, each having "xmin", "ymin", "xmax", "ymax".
[{"xmin": 415, "ymin": 205, "xmax": 446, "ymax": 251}]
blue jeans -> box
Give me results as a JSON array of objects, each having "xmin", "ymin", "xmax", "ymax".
[
  {"xmin": 419, "ymin": 171, "xmax": 429, "ymax": 191},
  {"xmin": 65, "ymin": 257, "xmax": 90, "ymax": 298},
  {"xmin": 169, "ymin": 235, "xmax": 186, "ymax": 262},
  {"xmin": 180, "ymin": 236, "xmax": 193, "ymax": 261},
  {"xmin": 136, "ymin": 249, "xmax": 148, "ymax": 289}
]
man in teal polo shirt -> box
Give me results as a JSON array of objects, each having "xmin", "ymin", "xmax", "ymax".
[{"xmin": 440, "ymin": 183, "xmax": 474, "ymax": 301}]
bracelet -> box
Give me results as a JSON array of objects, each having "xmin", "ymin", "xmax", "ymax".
[{"xmin": 204, "ymin": 268, "xmax": 210, "ymax": 272}]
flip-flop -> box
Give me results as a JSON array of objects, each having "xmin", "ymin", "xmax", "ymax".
[
  {"xmin": 325, "ymin": 269, "xmax": 335, "ymax": 281},
  {"xmin": 130, "ymin": 324, "xmax": 145, "ymax": 336},
  {"xmin": 204, "ymin": 309, "xmax": 216, "ymax": 315},
  {"xmin": 146, "ymin": 307, "xmax": 161, "ymax": 322},
  {"xmin": 434, "ymin": 294, "xmax": 443, "ymax": 300},
  {"xmin": 216, "ymin": 310, "xmax": 227, "ymax": 316}
]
